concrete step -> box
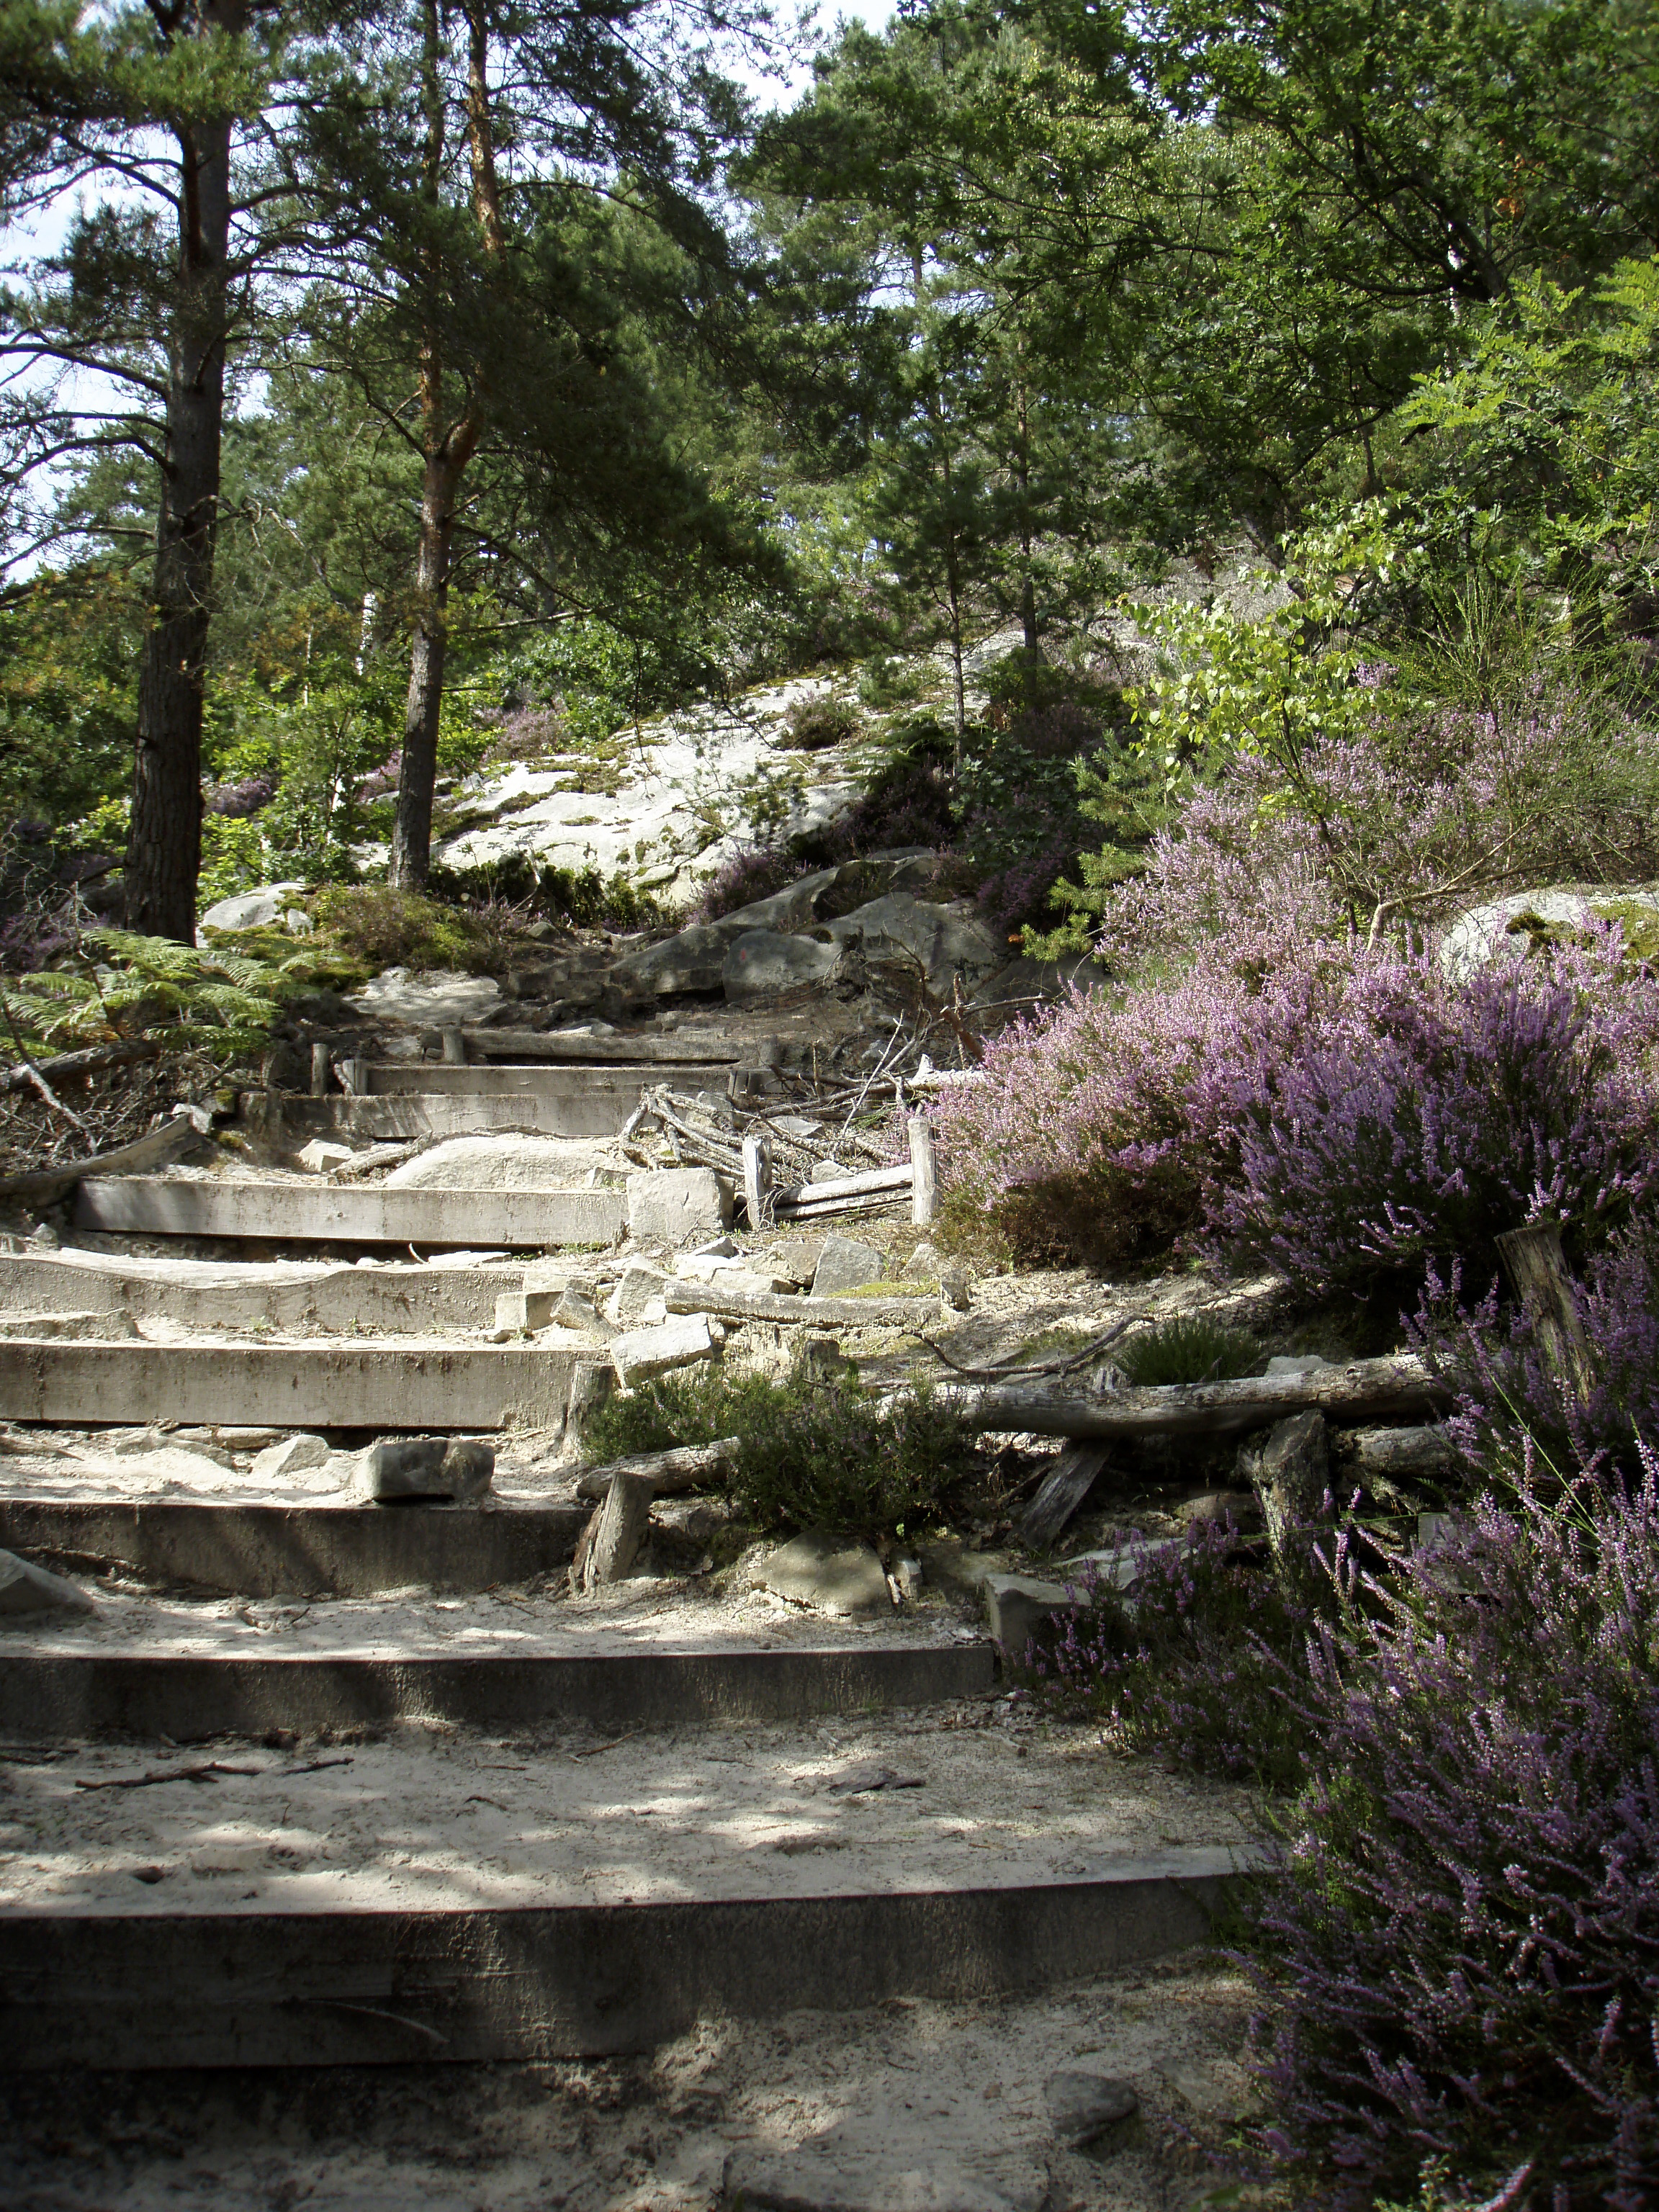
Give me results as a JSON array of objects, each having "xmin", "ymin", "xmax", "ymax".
[
  {"xmin": 0, "ymin": 1596, "xmax": 992, "ymax": 1735},
  {"xmin": 356, "ymin": 1060, "xmax": 737, "ymax": 1096},
  {"xmin": 0, "ymin": 1498, "xmax": 588, "ymax": 1596},
  {"xmin": 73, "ymin": 1179, "xmax": 625, "ymax": 1246},
  {"xmin": 253, "ymin": 1083, "xmax": 678, "ymax": 1142},
  {"xmin": 0, "ymin": 1251, "xmax": 523, "ymax": 1333},
  {"xmin": 0, "ymin": 1709, "xmax": 1249, "ymax": 2067},
  {"xmin": 0, "ymin": 1338, "xmax": 601, "ymax": 1428},
  {"xmin": 0, "ymin": 1856, "xmax": 1237, "ymax": 2069}
]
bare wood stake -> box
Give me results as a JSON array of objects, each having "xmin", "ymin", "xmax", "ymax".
[
  {"xmin": 575, "ymin": 1470, "xmax": 655, "ymax": 1591},
  {"xmin": 742, "ymin": 1131, "xmax": 773, "ymax": 1229},
  {"xmin": 907, "ymin": 1114, "xmax": 937, "ymax": 1226},
  {"xmin": 1019, "ymin": 1444, "xmax": 1109, "ymax": 1550},
  {"xmin": 440, "ymin": 1026, "xmax": 467, "ymax": 1066},
  {"xmin": 1496, "ymin": 1221, "xmax": 1596, "ymax": 1408},
  {"xmin": 310, "ymin": 1042, "xmax": 331, "ymax": 1098}
]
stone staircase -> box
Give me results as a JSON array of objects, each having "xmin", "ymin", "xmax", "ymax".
[{"xmin": 0, "ymin": 1042, "xmax": 1249, "ymax": 2194}]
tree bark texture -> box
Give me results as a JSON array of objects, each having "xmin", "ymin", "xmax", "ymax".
[
  {"xmin": 126, "ymin": 30, "xmax": 240, "ymax": 943},
  {"xmin": 389, "ymin": 0, "xmax": 498, "ymax": 889}
]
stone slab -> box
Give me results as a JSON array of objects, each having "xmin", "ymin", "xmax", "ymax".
[
  {"xmin": 0, "ymin": 1641, "xmax": 996, "ymax": 1740},
  {"xmin": 811, "ymin": 1236, "xmax": 885, "ymax": 1298},
  {"xmin": 0, "ymin": 1254, "xmax": 518, "ymax": 1334},
  {"xmin": 251, "ymin": 1088, "xmax": 674, "ymax": 1141},
  {"xmin": 626, "ymin": 1168, "xmax": 732, "ymax": 1245},
  {"xmin": 0, "ymin": 1341, "xmax": 599, "ymax": 1429},
  {"xmin": 73, "ymin": 1181, "xmax": 624, "ymax": 1249},
  {"xmin": 611, "ymin": 1313, "xmax": 719, "ymax": 1386},
  {"xmin": 0, "ymin": 1500, "xmax": 588, "ymax": 1596},
  {"xmin": 0, "ymin": 1852, "xmax": 1239, "ymax": 2069}
]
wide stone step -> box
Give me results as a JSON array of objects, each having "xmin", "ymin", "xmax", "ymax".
[
  {"xmin": 72, "ymin": 1179, "xmax": 624, "ymax": 1246},
  {"xmin": 0, "ymin": 1708, "xmax": 1249, "ymax": 2067},
  {"xmin": 0, "ymin": 1498, "xmax": 588, "ymax": 1596},
  {"xmin": 352, "ymin": 1059, "xmax": 738, "ymax": 1095},
  {"xmin": 0, "ymin": 1338, "xmax": 598, "ymax": 1428},
  {"xmin": 0, "ymin": 1252, "xmax": 521, "ymax": 1333},
  {"xmin": 0, "ymin": 1597, "xmax": 992, "ymax": 1735},
  {"xmin": 252, "ymin": 1082, "xmax": 681, "ymax": 1142},
  {"xmin": 1, "ymin": 1858, "xmax": 1237, "ymax": 2069}
]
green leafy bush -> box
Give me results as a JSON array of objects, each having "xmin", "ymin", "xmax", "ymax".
[
  {"xmin": 582, "ymin": 1365, "xmax": 979, "ymax": 1542},
  {"xmin": 1117, "ymin": 1313, "xmax": 1262, "ymax": 1385}
]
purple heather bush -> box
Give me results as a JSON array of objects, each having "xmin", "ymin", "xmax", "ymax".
[
  {"xmin": 936, "ymin": 926, "xmax": 1659, "ymax": 1282},
  {"xmin": 1035, "ymin": 1457, "xmax": 1659, "ymax": 2206},
  {"xmin": 1241, "ymin": 1461, "xmax": 1659, "ymax": 2210}
]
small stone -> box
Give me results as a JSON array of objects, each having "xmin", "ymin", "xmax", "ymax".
[
  {"xmin": 750, "ymin": 1529, "xmax": 890, "ymax": 1616},
  {"xmin": 981, "ymin": 1572, "xmax": 1089, "ymax": 1656},
  {"xmin": 552, "ymin": 1285, "xmax": 608, "ymax": 1338},
  {"xmin": 1264, "ymin": 1353, "xmax": 1331, "ymax": 1378},
  {"xmin": 808, "ymin": 1158, "xmax": 847, "ymax": 1184},
  {"xmin": 494, "ymin": 1289, "xmax": 560, "ymax": 1334},
  {"xmin": 28, "ymin": 1221, "xmax": 59, "ymax": 1250},
  {"xmin": 1172, "ymin": 1488, "xmax": 1260, "ymax": 1531},
  {"xmin": 626, "ymin": 1166, "xmax": 732, "ymax": 1246},
  {"xmin": 938, "ymin": 1263, "xmax": 970, "ymax": 1312},
  {"xmin": 0, "ymin": 1548, "xmax": 95, "ymax": 1618},
  {"xmin": 349, "ymin": 1437, "xmax": 495, "ymax": 1504},
  {"xmin": 611, "ymin": 1313, "xmax": 719, "ymax": 1387},
  {"xmin": 521, "ymin": 1260, "xmax": 579, "ymax": 1295},
  {"xmin": 811, "ymin": 1235, "xmax": 884, "ymax": 1298},
  {"xmin": 603, "ymin": 1261, "xmax": 666, "ymax": 1325},
  {"xmin": 798, "ymin": 1336, "xmax": 853, "ymax": 1380},
  {"xmin": 296, "ymin": 1139, "xmax": 357, "ymax": 1174},
  {"xmin": 693, "ymin": 1234, "xmax": 739, "ymax": 1259},
  {"xmin": 892, "ymin": 1556, "xmax": 923, "ymax": 1601},
  {"xmin": 251, "ymin": 1434, "xmax": 331, "ymax": 1481},
  {"xmin": 1044, "ymin": 2070, "xmax": 1139, "ymax": 2146},
  {"xmin": 905, "ymin": 1241, "xmax": 942, "ymax": 1277},
  {"xmin": 766, "ymin": 1238, "xmax": 824, "ymax": 1289}
]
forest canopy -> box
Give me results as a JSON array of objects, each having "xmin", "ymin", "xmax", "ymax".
[{"xmin": 0, "ymin": 0, "xmax": 1655, "ymax": 935}]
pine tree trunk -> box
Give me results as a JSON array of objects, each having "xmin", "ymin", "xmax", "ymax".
[
  {"xmin": 390, "ymin": 449, "xmax": 460, "ymax": 889},
  {"xmin": 125, "ymin": 100, "xmax": 235, "ymax": 941},
  {"xmin": 386, "ymin": 0, "xmax": 497, "ymax": 891}
]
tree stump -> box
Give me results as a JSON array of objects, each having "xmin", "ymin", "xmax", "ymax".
[
  {"xmin": 573, "ymin": 1470, "xmax": 654, "ymax": 1593},
  {"xmin": 1495, "ymin": 1221, "xmax": 1595, "ymax": 1408}
]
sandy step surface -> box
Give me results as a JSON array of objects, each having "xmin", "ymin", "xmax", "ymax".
[
  {"xmin": 0, "ymin": 1962, "xmax": 1259, "ymax": 2211},
  {"xmin": 0, "ymin": 1701, "xmax": 1254, "ymax": 1916}
]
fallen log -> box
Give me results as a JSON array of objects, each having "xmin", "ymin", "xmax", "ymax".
[
  {"xmin": 776, "ymin": 1163, "xmax": 912, "ymax": 1208},
  {"xmin": 0, "ymin": 1040, "xmax": 160, "ymax": 1094},
  {"xmin": 961, "ymin": 1354, "xmax": 1444, "ymax": 1442},
  {"xmin": 664, "ymin": 1280, "xmax": 935, "ymax": 1330},
  {"xmin": 573, "ymin": 1437, "xmax": 740, "ymax": 1501},
  {"xmin": 0, "ymin": 1111, "xmax": 203, "ymax": 1203}
]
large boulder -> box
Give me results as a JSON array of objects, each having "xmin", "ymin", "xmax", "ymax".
[
  {"xmin": 346, "ymin": 968, "xmax": 503, "ymax": 1028},
  {"xmin": 824, "ymin": 895, "xmax": 1004, "ymax": 995},
  {"xmin": 385, "ymin": 1136, "xmax": 619, "ymax": 1189},
  {"xmin": 723, "ymin": 930, "xmax": 840, "ymax": 999},
  {"xmin": 1440, "ymin": 884, "xmax": 1659, "ymax": 983},
  {"xmin": 199, "ymin": 881, "xmax": 309, "ymax": 936}
]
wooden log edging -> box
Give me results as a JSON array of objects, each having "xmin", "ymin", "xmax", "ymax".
[{"xmin": 961, "ymin": 1354, "xmax": 1444, "ymax": 1441}]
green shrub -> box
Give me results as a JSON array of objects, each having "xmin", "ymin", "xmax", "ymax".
[
  {"xmin": 581, "ymin": 1365, "xmax": 979, "ymax": 1542},
  {"xmin": 1116, "ymin": 1313, "xmax": 1261, "ymax": 1385},
  {"xmin": 782, "ymin": 694, "xmax": 859, "ymax": 751}
]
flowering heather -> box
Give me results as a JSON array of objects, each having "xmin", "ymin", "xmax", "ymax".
[
  {"xmin": 937, "ymin": 927, "xmax": 1659, "ymax": 1283},
  {"xmin": 688, "ymin": 845, "xmax": 805, "ymax": 924},
  {"xmin": 1243, "ymin": 1462, "xmax": 1659, "ymax": 2209}
]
